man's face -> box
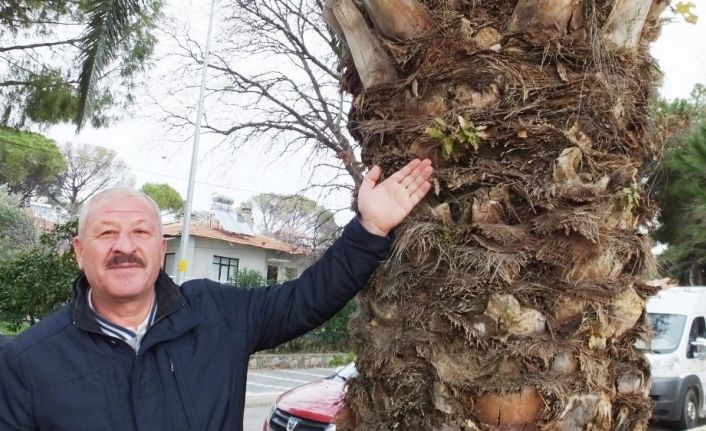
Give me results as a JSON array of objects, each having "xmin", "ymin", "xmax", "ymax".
[{"xmin": 74, "ymin": 193, "xmax": 166, "ymax": 302}]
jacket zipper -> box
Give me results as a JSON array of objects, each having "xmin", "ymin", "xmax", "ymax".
[
  {"xmin": 137, "ymin": 301, "xmax": 186, "ymax": 352},
  {"xmin": 152, "ymin": 301, "xmax": 187, "ymax": 327},
  {"xmin": 167, "ymin": 351, "xmax": 198, "ymax": 429}
]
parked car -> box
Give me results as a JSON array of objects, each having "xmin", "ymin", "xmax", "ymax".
[
  {"xmin": 641, "ymin": 286, "xmax": 706, "ymax": 429},
  {"xmin": 263, "ymin": 363, "xmax": 356, "ymax": 431}
]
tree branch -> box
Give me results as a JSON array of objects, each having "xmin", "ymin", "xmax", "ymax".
[{"xmin": 0, "ymin": 38, "xmax": 83, "ymax": 53}]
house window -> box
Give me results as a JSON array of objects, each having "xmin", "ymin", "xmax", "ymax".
[
  {"xmin": 285, "ymin": 267, "xmax": 297, "ymax": 280},
  {"xmin": 163, "ymin": 253, "xmax": 176, "ymax": 276},
  {"xmin": 213, "ymin": 255, "xmax": 239, "ymax": 283},
  {"xmin": 267, "ymin": 265, "xmax": 278, "ymax": 285}
]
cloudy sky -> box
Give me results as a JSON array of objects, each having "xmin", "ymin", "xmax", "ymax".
[{"xmin": 45, "ymin": 2, "xmax": 706, "ymax": 225}]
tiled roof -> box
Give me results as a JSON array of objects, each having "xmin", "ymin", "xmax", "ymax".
[{"xmin": 162, "ymin": 222, "xmax": 308, "ymax": 255}]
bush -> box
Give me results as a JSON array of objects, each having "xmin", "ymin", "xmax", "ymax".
[
  {"xmin": 228, "ymin": 268, "xmax": 266, "ymax": 288},
  {"xmin": 264, "ymin": 300, "xmax": 357, "ymax": 353},
  {"xmin": 0, "ymin": 220, "xmax": 79, "ymax": 330}
]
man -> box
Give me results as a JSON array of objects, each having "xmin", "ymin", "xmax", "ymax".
[{"xmin": 0, "ymin": 159, "xmax": 433, "ymax": 430}]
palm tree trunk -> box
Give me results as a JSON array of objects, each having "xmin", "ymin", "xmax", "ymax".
[{"xmin": 325, "ymin": 0, "xmax": 669, "ymax": 429}]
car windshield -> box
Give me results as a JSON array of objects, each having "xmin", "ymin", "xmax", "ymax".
[
  {"xmin": 636, "ymin": 313, "xmax": 686, "ymax": 354},
  {"xmin": 332, "ymin": 363, "xmax": 357, "ymax": 382}
]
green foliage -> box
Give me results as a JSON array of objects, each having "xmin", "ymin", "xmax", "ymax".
[
  {"xmin": 284, "ymin": 267, "xmax": 297, "ymax": 281},
  {"xmin": 75, "ymin": 0, "xmax": 155, "ymax": 129},
  {"xmin": 22, "ymin": 70, "xmax": 79, "ymax": 124},
  {"xmin": 321, "ymin": 299, "xmax": 356, "ymax": 337},
  {"xmin": 0, "ymin": 1, "xmax": 163, "ymax": 129},
  {"xmin": 0, "ymin": 219, "xmax": 79, "ymax": 330},
  {"xmin": 0, "ymin": 1, "xmax": 74, "ymax": 34},
  {"xmin": 0, "ymin": 320, "xmax": 29, "ymax": 335},
  {"xmin": 0, "ymin": 127, "xmax": 66, "ymax": 200},
  {"xmin": 229, "ymin": 268, "xmax": 266, "ymax": 289},
  {"xmin": 0, "ymin": 185, "xmax": 38, "ymax": 260},
  {"xmin": 653, "ymin": 84, "xmax": 706, "ymax": 145},
  {"xmin": 329, "ymin": 352, "xmax": 356, "ymax": 367},
  {"xmin": 655, "ymin": 125, "xmax": 706, "ymax": 283},
  {"xmin": 265, "ymin": 300, "xmax": 357, "ymax": 353},
  {"xmin": 140, "ymin": 182, "xmax": 183, "ymax": 215},
  {"xmin": 673, "ymin": 2, "xmax": 699, "ymax": 24},
  {"xmin": 426, "ymin": 116, "xmax": 488, "ymax": 161}
]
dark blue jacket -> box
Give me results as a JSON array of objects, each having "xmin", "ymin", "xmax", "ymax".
[{"xmin": 0, "ymin": 218, "xmax": 390, "ymax": 430}]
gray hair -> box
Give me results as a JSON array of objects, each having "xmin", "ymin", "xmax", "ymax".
[{"xmin": 78, "ymin": 188, "xmax": 163, "ymax": 237}]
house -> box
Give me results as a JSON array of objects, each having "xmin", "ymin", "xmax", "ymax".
[{"xmin": 162, "ymin": 196, "xmax": 309, "ymax": 285}]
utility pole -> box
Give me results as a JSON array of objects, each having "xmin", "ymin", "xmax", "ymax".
[{"xmin": 176, "ymin": 0, "xmax": 216, "ymax": 284}]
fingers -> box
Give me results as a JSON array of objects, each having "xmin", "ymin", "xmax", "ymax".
[
  {"xmin": 389, "ymin": 159, "xmax": 422, "ymax": 183},
  {"xmin": 394, "ymin": 159, "xmax": 433, "ymax": 189},
  {"xmin": 362, "ymin": 166, "xmax": 381, "ymax": 191},
  {"xmin": 405, "ymin": 165, "xmax": 434, "ymax": 194},
  {"xmin": 365, "ymin": 165, "xmax": 381, "ymax": 182},
  {"xmin": 410, "ymin": 181, "xmax": 432, "ymax": 204}
]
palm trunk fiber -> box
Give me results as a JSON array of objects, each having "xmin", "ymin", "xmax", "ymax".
[{"xmin": 328, "ymin": 1, "xmax": 669, "ymax": 430}]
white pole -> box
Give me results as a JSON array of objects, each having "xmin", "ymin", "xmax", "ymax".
[{"xmin": 176, "ymin": 0, "xmax": 217, "ymax": 285}]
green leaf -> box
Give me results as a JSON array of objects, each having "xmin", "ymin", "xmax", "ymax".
[
  {"xmin": 442, "ymin": 137, "xmax": 455, "ymax": 159},
  {"xmin": 425, "ymin": 127, "xmax": 447, "ymax": 140},
  {"xmin": 673, "ymin": 1, "xmax": 698, "ymax": 24},
  {"xmin": 458, "ymin": 115, "xmax": 470, "ymax": 130},
  {"xmin": 75, "ymin": 0, "xmax": 145, "ymax": 130}
]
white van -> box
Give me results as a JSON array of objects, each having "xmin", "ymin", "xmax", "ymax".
[{"xmin": 644, "ymin": 286, "xmax": 706, "ymax": 429}]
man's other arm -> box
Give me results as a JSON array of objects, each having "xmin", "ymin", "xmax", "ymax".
[{"xmin": 206, "ymin": 159, "xmax": 433, "ymax": 352}]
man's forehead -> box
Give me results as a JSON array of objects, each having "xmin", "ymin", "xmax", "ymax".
[
  {"xmin": 98, "ymin": 208, "xmax": 154, "ymax": 216},
  {"xmin": 88, "ymin": 210, "xmax": 158, "ymax": 227},
  {"xmin": 87, "ymin": 195, "xmax": 158, "ymax": 223}
]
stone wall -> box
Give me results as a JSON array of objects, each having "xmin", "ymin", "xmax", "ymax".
[{"xmin": 248, "ymin": 353, "xmax": 348, "ymax": 369}]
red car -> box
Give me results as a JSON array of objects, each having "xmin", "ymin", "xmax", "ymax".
[{"xmin": 263, "ymin": 363, "xmax": 356, "ymax": 431}]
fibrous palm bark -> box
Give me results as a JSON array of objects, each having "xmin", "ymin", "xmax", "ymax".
[{"xmin": 324, "ymin": 0, "xmax": 670, "ymax": 429}]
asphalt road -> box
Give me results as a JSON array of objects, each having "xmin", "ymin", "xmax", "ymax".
[{"xmin": 244, "ymin": 367, "xmax": 336, "ymax": 431}]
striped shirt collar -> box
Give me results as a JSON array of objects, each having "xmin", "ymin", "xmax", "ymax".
[{"xmin": 86, "ymin": 288, "xmax": 158, "ymax": 351}]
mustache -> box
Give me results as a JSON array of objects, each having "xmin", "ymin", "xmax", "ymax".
[{"xmin": 105, "ymin": 253, "xmax": 146, "ymax": 269}]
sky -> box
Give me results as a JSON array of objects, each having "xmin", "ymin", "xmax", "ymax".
[
  {"xmin": 43, "ymin": 2, "xmax": 706, "ymax": 227},
  {"xmin": 46, "ymin": 0, "xmax": 355, "ymax": 225}
]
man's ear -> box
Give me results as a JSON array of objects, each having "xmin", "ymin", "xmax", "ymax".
[
  {"xmin": 73, "ymin": 236, "xmax": 84, "ymax": 270},
  {"xmin": 160, "ymin": 238, "xmax": 167, "ymax": 254}
]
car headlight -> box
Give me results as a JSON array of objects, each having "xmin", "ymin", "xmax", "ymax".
[{"xmin": 324, "ymin": 425, "xmax": 336, "ymax": 431}]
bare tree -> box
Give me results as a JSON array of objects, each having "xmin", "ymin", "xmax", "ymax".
[
  {"xmin": 48, "ymin": 142, "xmax": 134, "ymax": 215},
  {"xmin": 157, "ymin": 0, "xmax": 362, "ymax": 194},
  {"xmin": 244, "ymin": 193, "xmax": 340, "ymax": 251}
]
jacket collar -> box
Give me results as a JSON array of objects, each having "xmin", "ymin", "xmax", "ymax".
[{"xmin": 71, "ymin": 270, "xmax": 187, "ymax": 335}]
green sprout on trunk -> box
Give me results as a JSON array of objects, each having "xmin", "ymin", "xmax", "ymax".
[{"xmin": 425, "ymin": 115, "xmax": 488, "ymax": 161}]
